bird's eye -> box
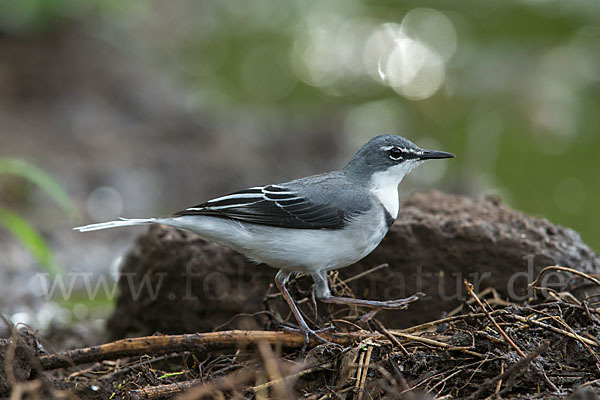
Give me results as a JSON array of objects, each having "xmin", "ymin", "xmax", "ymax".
[{"xmin": 389, "ymin": 147, "xmax": 403, "ymax": 160}]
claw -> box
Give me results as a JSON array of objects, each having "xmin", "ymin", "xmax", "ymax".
[
  {"xmin": 358, "ymin": 309, "xmax": 379, "ymax": 322},
  {"xmin": 282, "ymin": 325, "xmax": 337, "ymax": 353},
  {"xmin": 376, "ymin": 292, "xmax": 424, "ymax": 309}
]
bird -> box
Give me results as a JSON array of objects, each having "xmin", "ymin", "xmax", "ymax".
[{"xmin": 75, "ymin": 134, "xmax": 455, "ymax": 342}]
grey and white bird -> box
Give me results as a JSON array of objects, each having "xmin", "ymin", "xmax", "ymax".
[{"xmin": 75, "ymin": 134, "xmax": 454, "ymax": 340}]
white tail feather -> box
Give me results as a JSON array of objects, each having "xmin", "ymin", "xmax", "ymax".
[{"xmin": 74, "ymin": 218, "xmax": 156, "ymax": 232}]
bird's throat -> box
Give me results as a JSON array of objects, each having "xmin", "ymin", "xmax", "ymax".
[{"xmin": 369, "ymin": 162, "xmax": 418, "ymax": 219}]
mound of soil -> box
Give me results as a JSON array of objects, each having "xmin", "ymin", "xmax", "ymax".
[{"xmin": 106, "ymin": 190, "xmax": 600, "ymax": 338}]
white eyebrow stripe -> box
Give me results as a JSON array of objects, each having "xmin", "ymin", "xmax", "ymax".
[
  {"xmin": 381, "ymin": 145, "xmax": 424, "ymax": 156},
  {"xmin": 207, "ymin": 193, "xmax": 265, "ymax": 203}
]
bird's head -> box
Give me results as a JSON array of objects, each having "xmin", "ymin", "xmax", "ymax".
[{"xmin": 343, "ymin": 134, "xmax": 455, "ymax": 185}]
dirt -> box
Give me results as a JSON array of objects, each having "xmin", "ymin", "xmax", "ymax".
[{"xmin": 2, "ymin": 285, "xmax": 600, "ymax": 399}]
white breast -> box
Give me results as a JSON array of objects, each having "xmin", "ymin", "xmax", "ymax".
[{"xmin": 369, "ymin": 161, "xmax": 421, "ymax": 219}]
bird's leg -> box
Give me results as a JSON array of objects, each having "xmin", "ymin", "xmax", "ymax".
[
  {"xmin": 312, "ymin": 270, "xmax": 423, "ymax": 310},
  {"xmin": 274, "ymin": 270, "xmax": 332, "ymax": 345}
]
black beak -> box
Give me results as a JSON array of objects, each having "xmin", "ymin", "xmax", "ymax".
[{"xmin": 419, "ymin": 150, "xmax": 455, "ymax": 160}]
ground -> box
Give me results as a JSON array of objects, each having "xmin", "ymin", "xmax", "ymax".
[{"xmin": 1, "ymin": 270, "xmax": 600, "ymax": 399}]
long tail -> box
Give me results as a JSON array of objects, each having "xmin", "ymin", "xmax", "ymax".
[{"xmin": 74, "ymin": 217, "xmax": 157, "ymax": 232}]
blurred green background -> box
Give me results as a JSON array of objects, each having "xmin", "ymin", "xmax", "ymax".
[{"xmin": 0, "ymin": 0, "xmax": 599, "ymax": 332}]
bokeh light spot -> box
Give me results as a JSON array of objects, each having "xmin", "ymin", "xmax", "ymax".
[{"xmin": 401, "ymin": 8, "xmax": 457, "ymax": 62}]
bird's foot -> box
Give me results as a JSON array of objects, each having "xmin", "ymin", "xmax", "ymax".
[
  {"xmin": 375, "ymin": 292, "xmax": 425, "ymax": 309},
  {"xmin": 282, "ymin": 324, "xmax": 336, "ymax": 351},
  {"xmin": 320, "ymin": 292, "xmax": 425, "ymax": 310}
]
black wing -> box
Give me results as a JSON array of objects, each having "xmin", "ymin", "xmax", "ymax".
[{"xmin": 173, "ymin": 184, "xmax": 355, "ymax": 229}]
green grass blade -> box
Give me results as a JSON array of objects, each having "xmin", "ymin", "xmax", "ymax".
[
  {"xmin": 0, "ymin": 206, "xmax": 63, "ymax": 277},
  {"xmin": 0, "ymin": 158, "xmax": 79, "ymax": 220}
]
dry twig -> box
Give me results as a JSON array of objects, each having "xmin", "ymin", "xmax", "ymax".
[
  {"xmin": 388, "ymin": 330, "xmax": 483, "ymax": 358},
  {"xmin": 250, "ymin": 361, "xmax": 333, "ymax": 393},
  {"xmin": 506, "ymin": 314, "xmax": 600, "ymax": 347},
  {"xmin": 355, "ymin": 344, "xmax": 373, "ymax": 400},
  {"xmin": 464, "ymin": 280, "xmax": 527, "ymax": 358},
  {"xmin": 40, "ymin": 330, "xmax": 371, "ymax": 370},
  {"xmin": 257, "ymin": 341, "xmax": 294, "ymax": 399},
  {"xmin": 130, "ymin": 378, "xmax": 205, "ymax": 400},
  {"xmin": 174, "ymin": 369, "xmax": 255, "ymax": 400},
  {"xmin": 372, "ymin": 319, "xmax": 409, "ymax": 356},
  {"xmin": 333, "ymin": 263, "xmax": 389, "ymax": 288},
  {"xmin": 528, "ymin": 265, "xmax": 600, "ymax": 292}
]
